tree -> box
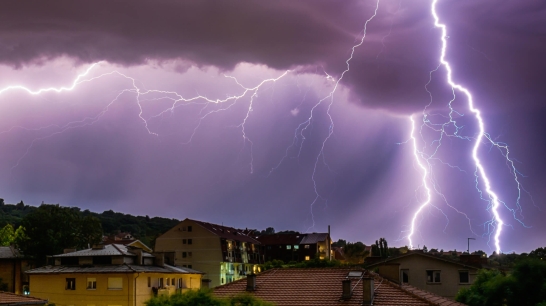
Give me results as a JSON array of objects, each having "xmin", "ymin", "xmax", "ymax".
[
  {"xmin": 0, "ymin": 224, "xmax": 26, "ymax": 246},
  {"xmin": 378, "ymin": 238, "xmax": 389, "ymax": 258},
  {"xmin": 333, "ymin": 239, "xmax": 346, "ymax": 248},
  {"xmin": 344, "ymin": 242, "xmax": 367, "ymax": 264},
  {"xmin": 456, "ymin": 258, "xmax": 546, "ymax": 306},
  {"xmin": 17, "ymin": 204, "xmax": 103, "ymax": 265},
  {"xmin": 0, "ymin": 224, "xmax": 15, "ymax": 246}
]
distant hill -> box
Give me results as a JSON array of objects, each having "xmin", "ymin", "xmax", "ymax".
[{"xmin": 0, "ymin": 199, "xmax": 180, "ymax": 247}]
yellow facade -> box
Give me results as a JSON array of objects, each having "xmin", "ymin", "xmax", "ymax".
[
  {"xmin": 29, "ymin": 272, "xmax": 201, "ymax": 306},
  {"xmin": 155, "ymin": 219, "xmax": 262, "ymax": 288}
]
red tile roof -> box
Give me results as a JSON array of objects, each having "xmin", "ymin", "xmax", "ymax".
[
  {"xmin": 0, "ymin": 291, "xmax": 47, "ymax": 305},
  {"xmin": 214, "ymin": 268, "xmax": 462, "ymax": 305}
]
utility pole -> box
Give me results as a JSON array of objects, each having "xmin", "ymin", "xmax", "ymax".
[{"xmin": 467, "ymin": 238, "xmax": 475, "ymax": 254}]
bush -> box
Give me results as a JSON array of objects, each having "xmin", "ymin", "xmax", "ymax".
[{"xmin": 145, "ymin": 289, "xmax": 273, "ymax": 306}]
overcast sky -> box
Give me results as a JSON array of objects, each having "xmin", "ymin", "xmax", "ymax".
[{"xmin": 0, "ymin": 0, "xmax": 545, "ymax": 254}]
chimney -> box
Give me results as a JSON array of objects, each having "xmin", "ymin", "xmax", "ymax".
[
  {"xmin": 362, "ymin": 277, "xmax": 374, "ymax": 305},
  {"xmin": 134, "ymin": 248, "xmax": 143, "ymax": 265},
  {"xmin": 341, "ymin": 279, "xmax": 352, "ymax": 300},
  {"xmin": 246, "ymin": 273, "xmax": 257, "ymax": 291},
  {"xmin": 154, "ymin": 252, "xmax": 165, "ymax": 267},
  {"xmin": 201, "ymin": 279, "xmax": 211, "ymax": 289}
]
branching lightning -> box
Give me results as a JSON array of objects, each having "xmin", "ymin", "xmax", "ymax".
[{"xmin": 407, "ymin": 0, "xmax": 530, "ymax": 254}]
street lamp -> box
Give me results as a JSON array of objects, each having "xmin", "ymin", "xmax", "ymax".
[{"xmin": 467, "ymin": 238, "xmax": 476, "ymax": 254}]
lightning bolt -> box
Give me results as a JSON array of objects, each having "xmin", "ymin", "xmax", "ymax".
[
  {"xmin": 406, "ymin": 0, "xmax": 531, "ymax": 254},
  {"xmin": 0, "ymin": 62, "xmax": 291, "ymax": 173}
]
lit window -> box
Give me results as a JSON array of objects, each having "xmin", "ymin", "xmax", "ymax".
[
  {"xmin": 87, "ymin": 278, "xmax": 96, "ymax": 290},
  {"xmin": 108, "ymin": 277, "xmax": 123, "ymax": 290},
  {"xmin": 66, "ymin": 278, "xmax": 76, "ymax": 290},
  {"xmin": 459, "ymin": 271, "xmax": 469, "ymax": 283},
  {"xmin": 426, "ymin": 270, "xmax": 441, "ymax": 283},
  {"xmin": 305, "ymin": 256, "xmax": 310, "ymax": 261},
  {"xmin": 294, "ymin": 245, "xmax": 299, "ymax": 250},
  {"xmin": 286, "ymin": 245, "xmax": 292, "ymax": 249},
  {"xmin": 304, "ymin": 245, "xmax": 310, "ymax": 249}
]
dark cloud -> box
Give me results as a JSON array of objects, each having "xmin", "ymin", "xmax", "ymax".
[
  {"xmin": 1, "ymin": 0, "xmax": 544, "ymax": 113},
  {"xmin": 0, "ymin": 0, "xmax": 545, "ymax": 253}
]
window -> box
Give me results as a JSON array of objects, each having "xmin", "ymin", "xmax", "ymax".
[
  {"xmin": 183, "ymin": 239, "xmax": 187, "ymax": 244},
  {"xmin": 87, "ymin": 278, "xmax": 96, "ymax": 290},
  {"xmin": 305, "ymin": 256, "xmax": 310, "ymax": 261},
  {"xmin": 304, "ymin": 245, "xmax": 310, "ymax": 249},
  {"xmin": 148, "ymin": 277, "xmax": 151, "ymax": 287},
  {"xmin": 159, "ymin": 278, "xmax": 164, "ymax": 288},
  {"xmin": 182, "ymin": 252, "xmax": 187, "ymax": 258},
  {"xmin": 166, "ymin": 278, "xmax": 170, "ymax": 286},
  {"xmin": 171, "ymin": 278, "xmax": 175, "ymax": 286},
  {"xmin": 401, "ymin": 270, "xmax": 409, "ymax": 284},
  {"xmin": 459, "ymin": 271, "xmax": 469, "ymax": 283},
  {"xmin": 188, "ymin": 239, "xmax": 193, "ymax": 245},
  {"xmin": 108, "ymin": 277, "xmax": 123, "ymax": 290},
  {"xmin": 66, "ymin": 278, "xmax": 76, "ymax": 290},
  {"xmin": 188, "ymin": 252, "xmax": 192, "ymax": 257},
  {"xmin": 426, "ymin": 270, "xmax": 441, "ymax": 283},
  {"xmin": 267, "ymin": 246, "xmax": 271, "ymax": 250},
  {"xmin": 188, "ymin": 226, "xmax": 192, "ymax": 232},
  {"xmin": 286, "ymin": 245, "xmax": 292, "ymax": 249},
  {"xmin": 177, "ymin": 278, "xmax": 182, "ymax": 288},
  {"xmin": 188, "ymin": 265, "xmax": 192, "ymax": 269},
  {"xmin": 294, "ymin": 245, "xmax": 299, "ymax": 250}
]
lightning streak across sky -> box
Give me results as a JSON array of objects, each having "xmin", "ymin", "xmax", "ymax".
[
  {"xmin": 406, "ymin": 0, "xmax": 531, "ymax": 254},
  {"xmin": 0, "ymin": 0, "xmax": 538, "ymax": 252}
]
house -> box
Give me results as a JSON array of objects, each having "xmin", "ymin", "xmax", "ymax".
[
  {"xmin": 0, "ymin": 291, "xmax": 47, "ymax": 306},
  {"xmin": 0, "ymin": 246, "xmax": 33, "ymax": 294},
  {"xmin": 214, "ymin": 268, "xmax": 466, "ymax": 305},
  {"xmin": 26, "ymin": 244, "xmax": 203, "ymax": 306},
  {"xmin": 258, "ymin": 232, "xmax": 332, "ymax": 262},
  {"xmin": 154, "ymin": 218, "xmax": 263, "ymax": 288},
  {"xmin": 366, "ymin": 250, "xmax": 482, "ymax": 299}
]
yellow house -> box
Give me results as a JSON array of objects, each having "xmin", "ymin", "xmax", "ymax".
[
  {"xmin": 154, "ymin": 219, "xmax": 263, "ymax": 288},
  {"xmin": 26, "ymin": 244, "xmax": 203, "ymax": 306}
]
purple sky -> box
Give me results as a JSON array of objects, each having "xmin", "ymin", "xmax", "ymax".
[{"xmin": 0, "ymin": 0, "xmax": 545, "ymax": 254}]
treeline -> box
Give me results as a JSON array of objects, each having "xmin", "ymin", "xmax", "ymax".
[{"xmin": 0, "ymin": 199, "xmax": 180, "ymax": 248}]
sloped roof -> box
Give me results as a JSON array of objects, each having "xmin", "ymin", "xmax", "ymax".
[
  {"xmin": 26, "ymin": 263, "xmax": 203, "ymax": 275},
  {"xmin": 214, "ymin": 268, "xmax": 452, "ymax": 306},
  {"xmin": 102, "ymin": 239, "xmax": 153, "ymax": 253},
  {"xmin": 366, "ymin": 251, "xmax": 481, "ymax": 270},
  {"xmin": 52, "ymin": 244, "xmax": 153, "ymax": 258},
  {"xmin": 299, "ymin": 233, "xmax": 329, "ymax": 244},
  {"xmin": 0, "ymin": 291, "xmax": 47, "ymax": 305},
  {"xmin": 187, "ymin": 219, "xmax": 260, "ymax": 244},
  {"xmin": 257, "ymin": 234, "xmax": 303, "ymax": 245},
  {"xmin": 0, "ymin": 246, "xmax": 19, "ymax": 259}
]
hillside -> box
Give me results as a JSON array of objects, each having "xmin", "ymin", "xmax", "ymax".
[{"xmin": 0, "ymin": 199, "xmax": 180, "ymax": 247}]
